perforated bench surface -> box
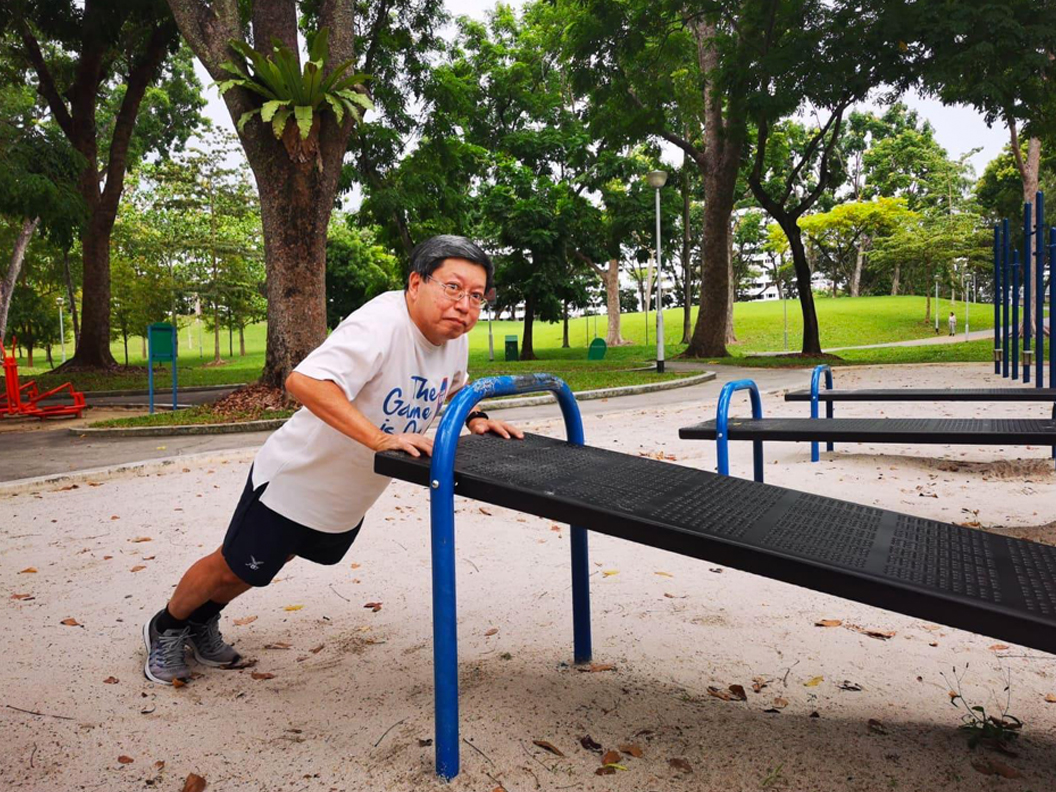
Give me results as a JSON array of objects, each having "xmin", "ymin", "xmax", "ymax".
[
  {"xmin": 678, "ymin": 417, "xmax": 1056, "ymax": 444},
  {"xmin": 785, "ymin": 387, "xmax": 1056, "ymax": 402},
  {"xmin": 375, "ymin": 433, "xmax": 1056, "ymax": 654}
]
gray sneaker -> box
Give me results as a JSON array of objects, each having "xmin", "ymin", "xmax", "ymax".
[
  {"xmin": 143, "ymin": 610, "xmax": 191, "ymax": 685},
  {"xmin": 186, "ymin": 614, "xmax": 241, "ymax": 667}
]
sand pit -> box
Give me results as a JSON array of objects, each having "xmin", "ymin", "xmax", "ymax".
[{"xmin": 2, "ymin": 362, "xmax": 1055, "ymax": 791}]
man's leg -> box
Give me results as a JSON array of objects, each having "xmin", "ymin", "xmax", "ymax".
[{"xmin": 168, "ymin": 547, "xmax": 251, "ymax": 620}]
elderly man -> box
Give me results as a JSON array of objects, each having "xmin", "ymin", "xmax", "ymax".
[{"xmin": 144, "ymin": 235, "xmax": 522, "ymax": 685}]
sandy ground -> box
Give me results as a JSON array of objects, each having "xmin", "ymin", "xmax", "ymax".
[{"xmin": 2, "ymin": 362, "xmax": 1056, "ymax": 792}]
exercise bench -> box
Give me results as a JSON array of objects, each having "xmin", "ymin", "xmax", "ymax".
[{"xmin": 375, "ymin": 374, "xmax": 1056, "ymax": 780}]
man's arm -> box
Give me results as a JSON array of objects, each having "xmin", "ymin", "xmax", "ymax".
[{"xmin": 285, "ymin": 371, "xmax": 434, "ymax": 458}]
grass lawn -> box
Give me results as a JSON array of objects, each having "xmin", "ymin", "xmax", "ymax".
[{"xmin": 12, "ymin": 294, "xmax": 1002, "ymax": 395}]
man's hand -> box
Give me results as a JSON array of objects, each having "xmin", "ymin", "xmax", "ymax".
[
  {"xmin": 467, "ymin": 417, "xmax": 524, "ymax": 440},
  {"xmin": 373, "ymin": 432, "xmax": 435, "ymax": 458}
]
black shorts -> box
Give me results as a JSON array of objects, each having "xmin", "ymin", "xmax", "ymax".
[{"xmin": 222, "ymin": 469, "xmax": 362, "ymax": 587}]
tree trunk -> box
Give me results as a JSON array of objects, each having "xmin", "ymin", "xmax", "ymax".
[
  {"xmin": 725, "ymin": 220, "xmax": 737, "ymax": 344},
  {"xmin": 213, "ymin": 300, "xmax": 222, "ymax": 364},
  {"xmin": 46, "ymin": 343, "xmax": 53, "ymax": 369},
  {"xmin": 0, "ymin": 216, "xmax": 39, "ymax": 342},
  {"xmin": 63, "ymin": 247, "xmax": 79, "ymax": 348},
  {"xmin": 25, "ymin": 340, "xmax": 34, "ymax": 368},
  {"xmin": 521, "ymin": 293, "xmax": 536, "ymax": 360},
  {"xmin": 240, "ymin": 324, "xmax": 246, "ymax": 356},
  {"xmin": 603, "ymin": 259, "xmax": 628, "ymax": 346},
  {"xmin": 784, "ymin": 223, "xmax": 823, "ymax": 355},
  {"xmin": 561, "ymin": 299, "xmax": 569, "ymax": 348},
  {"xmin": 123, "ymin": 332, "xmax": 129, "ymax": 367},
  {"xmin": 1008, "ymin": 119, "xmax": 1042, "ymax": 206},
  {"xmin": 141, "ymin": 336, "xmax": 146, "ymax": 359},
  {"xmin": 851, "ymin": 237, "xmax": 866, "ymax": 297},
  {"xmin": 68, "ymin": 218, "xmax": 118, "ymax": 368},
  {"xmin": 681, "ymin": 169, "xmax": 692, "ymax": 345},
  {"xmin": 925, "ymin": 289, "xmax": 931, "ymax": 324},
  {"xmin": 891, "ymin": 262, "xmax": 900, "ymax": 295}
]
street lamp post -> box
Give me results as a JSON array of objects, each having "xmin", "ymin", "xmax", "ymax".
[
  {"xmin": 647, "ymin": 170, "xmax": 668, "ymax": 373},
  {"xmin": 56, "ymin": 297, "xmax": 66, "ymax": 363},
  {"xmin": 934, "ymin": 274, "xmax": 940, "ymax": 334}
]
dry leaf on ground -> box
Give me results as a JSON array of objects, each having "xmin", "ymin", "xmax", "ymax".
[
  {"xmin": 264, "ymin": 642, "xmax": 291, "ymax": 650},
  {"xmin": 619, "ymin": 743, "xmax": 644, "ymax": 758},
  {"xmin": 364, "ymin": 602, "xmax": 382, "ymax": 612},
  {"xmin": 577, "ymin": 663, "xmax": 616, "ymax": 673},
  {"xmin": 815, "ymin": 619, "xmax": 842, "ymax": 627},
  {"xmin": 103, "ymin": 676, "xmax": 119, "ymax": 684},
  {"xmin": 971, "ymin": 758, "xmax": 1021, "ymax": 778},
  {"xmin": 580, "ymin": 735, "xmax": 602, "ymax": 752},
  {"xmin": 707, "ymin": 685, "xmax": 747, "ymax": 702},
  {"xmin": 130, "ymin": 565, "xmax": 146, "ymax": 573},
  {"xmin": 532, "ymin": 740, "xmax": 564, "ymax": 757},
  {"xmin": 283, "ymin": 605, "xmax": 304, "ymax": 612},
  {"xmin": 601, "ymin": 749, "xmax": 621, "ymax": 765},
  {"xmin": 182, "ymin": 773, "xmax": 207, "ymax": 792},
  {"xmin": 989, "ymin": 644, "xmax": 1010, "ymax": 651},
  {"xmin": 117, "ymin": 755, "xmax": 134, "ymax": 764},
  {"xmin": 309, "ymin": 644, "xmax": 324, "ymax": 654},
  {"xmin": 752, "ymin": 676, "xmax": 768, "ymax": 693},
  {"xmin": 251, "ymin": 672, "xmax": 276, "ymax": 680},
  {"xmin": 669, "ymin": 757, "xmax": 693, "ymax": 774},
  {"xmin": 10, "ymin": 593, "xmax": 32, "ymax": 600},
  {"xmin": 1044, "ymin": 693, "xmax": 1056, "ymax": 703},
  {"xmin": 60, "ymin": 618, "xmax": 80, "ymax": 627},
  {"xmin": 18, "ymin": 568, "xmax": 37, "ymax": 574},
  {"xmin": 484, "ymin": 628, "xmax": 498, "ymax": 637},
  {"xmin": 838, "ymin": 681, "xmax": 863, "ymax": 691},
  {"xmin": 233, "ymin": 616, "xmax": 257, "ymax": 626},
  {"xmin": 131, "ymin": 537, "xmax": 152, "ymax": 543},
  {"xmin": 601, "ymin": 570, "xmax": 619, "ymax": 577},
  {"xmin": 804, "ymin": 676, "xmax": 824, "ymax": 687},
  {"xmin": 595, "ymin": 766, "xmax": 616, "ymax": 776}
]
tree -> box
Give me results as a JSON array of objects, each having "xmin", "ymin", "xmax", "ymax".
[
  {"xmin": 799, "ymin": 198, "xmax": 915, "ymax": 297},
  {"xmin": 7, "ymin": 280, "xmax": 61, "ymax": 367},
  {"xmin": 3, "ymin": 0, "xmax": 205, "ymax": 368},
  {"xmin": 325, "ymin": 219, "xmax": 401, "ymax": 329}
]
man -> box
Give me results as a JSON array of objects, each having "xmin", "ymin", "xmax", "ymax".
[
  {"xmin": 948, "ymin": 311, "xmax": 957, "ymax": 336},
  {"xmin": 144, "ymin": 235, "xmax": 523, "ymax": 685}
]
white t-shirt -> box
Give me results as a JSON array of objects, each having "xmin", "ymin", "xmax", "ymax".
[{"xmin": 250, "ymin": 290, "xmax": 469, "ymax": 532}]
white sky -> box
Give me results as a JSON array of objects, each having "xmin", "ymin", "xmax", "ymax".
[{"xmin": 194, "ymin": 0, "xmax": 1010, "ymax": 188}]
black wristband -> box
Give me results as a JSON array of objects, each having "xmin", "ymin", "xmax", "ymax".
[{"xmin": 465, "ymin": 410, "xmax": 489, "ymax": 428}]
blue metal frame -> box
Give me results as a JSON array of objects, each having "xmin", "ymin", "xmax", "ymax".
[
  {"xmin": 714, "ymin": 379, "xmax": 764, "ymax": 482},
  {"xmin": 1012, "ymin": 251, "xmax": 1020, "ymax": 381},
  {"xmin": 428, "ymin": 374, "xmax": 589, "ymax": 780},
  {"xmin": 1036, "ymin": 193, "xmax": 1045, "ymax": 387},
  {"xmin": 1003, "ymin": 218, "xmax": 1011, "ymax": 378},
  {"xmin": 1024, "ymin": 203, "xmax": 1032, "ymax": 383},
  {"xmin": 1050, "ymin": 227, "xmax": 1055, "ymax": 390},
  {"xmin": 994, "ymin": 225, "xmax": 1001, "ymax": 374},
  {"xmin": 809, "ymin": 364, "xmax": 834, "ymax": 461}
]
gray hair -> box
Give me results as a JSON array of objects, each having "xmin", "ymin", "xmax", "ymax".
[{"xmin": 407, "ymin": 235, "xmax": 494, "ymax": 293}]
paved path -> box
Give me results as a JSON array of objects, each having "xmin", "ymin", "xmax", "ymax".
[
  {"xmin": 0, "ymin": 366, "xmax": 810, "ymax": 483},
  {"xmin": 752, "ymin": 329, "xmax": 993, "ymax": 356}
]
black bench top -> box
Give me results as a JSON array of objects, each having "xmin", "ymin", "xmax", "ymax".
[
  {"xmin": 375, "ymin": 433, "xmax": 1056, "ymax": 654},
  {"xmin": 785, "ymin": 387, "xmax": 1056, "ymax": 402},
  {"xmin": 678, "ymin": 417, "xmax": 1056, "ymax": 444}
]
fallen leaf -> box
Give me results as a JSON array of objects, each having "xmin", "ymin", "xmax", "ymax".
[
  {"xmin": 669, "ymin": 757, "xmax": 693, "ymax": 774},
  {"xmin": 60, "ymin": 618, "xmax": 80, "ymax": 626},
  {"xmin": 848, "ymin": 625, "xmax": 895, "ymax": 641},
  {"xmin": 156, "ymin": 446, "xmax": 166, "ymax": 451},
  {"xmin": 532, "ymin": 740, "xmax": 564, "ymax": 757},
  {"xmin": 58, "ymin": 484, "xmax": 79, "ymax": 491},
  {"xmin": 264, "ymin": 642, "xmax": 292, "ymax": 650},
  {"xmin": 580, "ymin": 735, "xmax": 602, "ymax": 753},
  {"xmin": 550, "ymin": 525, "xmax": 561, "ymax": 532},
  {"xmin": 10, "ymin": 593, "xmax": 32, "ymax": 600},
  {"xmin": 654, "ymin": 571, "xmax": 674, "ymax": 578},
  {"xmin": 418, "ymin": 739, "xmax": 433, "ymax": 747},
  {"xmin": 577, "ymin": 663, "xmax": 616, "ymax": 673},
  {"xmin": 989, "ymin": 644, "xmax": 1010, "ymax": 651},
  {"xmin": 18, "ymin": 568, "xmax": 37, "ymax": 574},
  {"xmin": 484, "ymin": 628, "xmax": 499, "ymax": 637},
  {"xmin": 130, "ymin": 565, "xmax": 146, "ymax": 573},
  {"xmin": 595, "ymin": 766, "xmax": 616, "ymax": 776},
  {"xmin": 601, "ymin": 570, "xmax": 619, "ymax": 577},
  {"xmin": 619, "ymin": 743, "xmax": 643, "ymax": 758},
  {"xmin": 251, "ymin": 672, "xmax": 276, "ymax": 680},
  {"xmin": 309, "ymin": 644, "xmax": 324, "ymax": 654},
  {"xmin": 350, "ymin": 563, "xmax": 361, "ymax": 569},
  {"xmin": 1044, "ymin": 693, "xmax": 1056, "ymax": 703},
  {"xmin": 110, "ymin": 515, "xmax": 120, "ymax": 521},
  {"xmin": 601, "ymin": 750, "xmax": 621, "ymax": 765},
  {"xmin": 283, "ymin": 605, "xmax": 304, "ymax": 612},
  {"xmin": 118, "ymin": 755, "xmax": 134, "ymax": 764},
  {"xmin": 867, "ymin": 719, "xmax": 887, "ymax": 735},
  {"xmin": 709, "ymin": 568, "xmax": 723, "ymax": 574},
  {"xmin": 751, "ymin": 676, "xmax": 768, "ymax": 693},
  {"xmin": 815, "ymin": 619, "xmax": 842, "ymax": 628},
  {"xmin": 182, "ymin": 773, "xmax": 207, "ymax": 792},
  {"xmin": 131, "ymin": 537, "xmax": 152, "ymax": 543},
  {"xmin": 155, "ymin": 760, "xmax": 165, "ymax": 769},
  {"xmin": 804, "ymin": 676, "xmax": 824, "ymax": 687},
  {"xmin": 228, "ymin": 658, "xmax": 257, "ymax": 670},
  {"xmin": 103, "ymin": 555, "xmax": 113, "ymax": 560},
  {"xmin": 103, "ymin": 676, "xmax": 119, "ymax": 684},
  {"xmin": 233, "ymin": 616, "xmax": 257, "ymax": 626},
  {"xmin": 971, "ymin": 757, "xmax": 1021, "ymax": 779},
  {"xmin": 364, "ymin": 602, "xmax": 382, "ymax": 612},
  {"xmin": 707, "ymin": 685, "xmax": 747, "ymax": 702},
  {"xmin": 838, "ymin": 680, "xmax": 863, "ymax": 692},
  {"xmin": 771, "ymin": 697, "xmax": 788, "ymax": 709},
  {"xmin": 478, "ymin": 507, "xmax": 493, "ymax": 515},
  {"xmin": 172, "ymin": 678, "xmax": 186, "ymax": 688}
]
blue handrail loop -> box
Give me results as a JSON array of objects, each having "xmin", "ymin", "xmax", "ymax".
[
  {"xmin": 428, "ymin": 374, "xmax": 589, "ymax": 779},
  {"xmin": 809, "ymin": 364, "xmax": 835, "ymax": 461},
  {"xmin": 715, "ymin": 379, "xmax": 764, "ymax": 482}
]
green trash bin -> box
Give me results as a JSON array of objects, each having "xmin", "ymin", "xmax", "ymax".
[{"xmin": 504, "ymin": 335, "xmax": 519, "ymax": 362}]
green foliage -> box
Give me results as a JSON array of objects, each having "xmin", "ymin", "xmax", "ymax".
[
  {"xmin": 219, "ymin": 28, "xmax": 372, "ymax": 140},
  {"xmin": 942, "ymin": 664, "xmax": 1023, "ymax": 753},
  {"xmin": 325, "ymin": 219, "xmax": 401, "ymax": 328}
]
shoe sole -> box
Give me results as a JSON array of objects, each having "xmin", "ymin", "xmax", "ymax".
[{"xmin": 142, "ymin": 616, "xmax": 188, "ymax": 686}]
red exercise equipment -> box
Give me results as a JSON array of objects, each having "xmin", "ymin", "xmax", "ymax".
[{"xmin": 0, "ymin": 338, "xmax": 86, "ymax": 419}]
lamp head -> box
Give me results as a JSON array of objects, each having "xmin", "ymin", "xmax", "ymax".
[{"xmin": 646, "ymin": 170, "xmax": 668, "ymax": 189}]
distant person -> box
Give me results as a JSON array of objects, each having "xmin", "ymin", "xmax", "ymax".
[
  {"xmin": 948, "ymin": 311, "xmax": 957, "ymax": 336},
  {"xmin": 142, "ymin": 235, "xmax": 524, "ymax": 685}
]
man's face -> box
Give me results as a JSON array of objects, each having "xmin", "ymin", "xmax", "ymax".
[{"xmin": 406, "ymin": 258, "xmax": 488, "ymax": 345}]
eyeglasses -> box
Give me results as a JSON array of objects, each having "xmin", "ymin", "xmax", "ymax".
[{"xmin": 423, "ymin": 275, "xmax": 489, "ymax": 309}]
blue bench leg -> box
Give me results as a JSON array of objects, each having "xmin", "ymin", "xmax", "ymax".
[
  {"xmin": 431, "ymin": 483, "xmax": 459, "ymax": 780},
  {"xmin": 570, "ymin": 525, "xmax": 592, "ymax": 663}
]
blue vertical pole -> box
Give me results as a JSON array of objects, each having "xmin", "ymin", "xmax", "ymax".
[
  {"xmin": 1024, "ymin": 203, "xmax": 1032, "ymax": 383},
  {"xmin": 1038, "ymin": 193, "xmax": 1046, "ymax": 387},
  {"xmin": 1003, "ymin": 219, "xmax": 1010, "ymax": 377},
  {"xmin": 147, "ymin": 330, "xmax": 155, "ymax": 415},
  {"xmin": 1012, "ymin": 252, "xmax": 1020, "ymax": 380},
  {"xmin": 714, "ymin": 380, "xmax": 764, "ymax": 482},
  {"xmin": 1050, "ymin": 228, "xmax": 1055, "ymax": 389},
  {"xmin": 809, "ymin": 364, "xmax": 834, "ymax": 461},
  {"xmin": 994, "ymin": 226, "xmax": 1001, "ymax": 374}
]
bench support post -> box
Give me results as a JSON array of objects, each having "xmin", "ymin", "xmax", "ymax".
[
  {"xmin": 715, "ymin": 379, "xmax": 764, "ymax": 482},
  {"xmin": 810, "ymin": 364, "xmax": 834, "ymax": 461},
  {"xmin": 428, "ymin": 374, "xmax": 590, "ymax": 780}
]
